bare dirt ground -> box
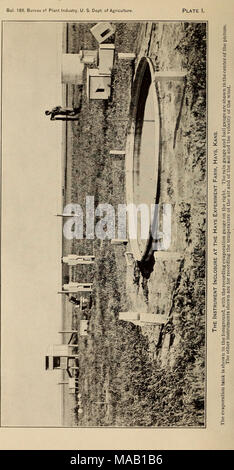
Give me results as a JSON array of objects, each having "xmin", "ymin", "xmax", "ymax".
[{"xmin": 61, "ymin": 22, "xmax": 206, "ymax": 427}]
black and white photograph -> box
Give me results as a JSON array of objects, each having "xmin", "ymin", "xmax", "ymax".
[{"xmin": 2, "ymin": 20, "xmax": 207, "ymax": 428}]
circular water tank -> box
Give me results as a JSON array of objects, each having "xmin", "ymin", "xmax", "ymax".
[{"xmin": 125, "ymin": 57, "xmax": 161, "ymax": 261}]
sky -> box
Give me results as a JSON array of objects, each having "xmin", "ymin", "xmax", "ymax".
[{"xmin": 2, "ymin": 22, "xmax": 64, "ymax": 426}]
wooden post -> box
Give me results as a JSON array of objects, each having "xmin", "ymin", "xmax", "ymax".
[
  {"xmin": 119, "ymin": 311, "xmax": 167, "ymax": 325},
  {"xmin": 140, "ymin": 313, "xmax": 167, "ymax": 324},
  {"xmin": 118, "ymin": 52, "xmax": 136, "ymax": 60},
  {"xmin": 56, "ymin": 213, "xmax": 80, "ymax": 217},
  {"xmin": 113, "ymin": 118, "xmax": 155, "ymax": 122},
  {"xmin": 154, "ymin": 70, "xmax": 187, "ymax": 81},
  {"xmin": 60, "ymin": 282, "xmax": 93, "ymax": 293},
  {"xmin": 119, "ymin": 311, "xmax": 141, "ymax": 321},
  {"xmin": 76, "ymin": 259, "xmax": 94, "ymax": 265},
  {"xmin": 109, "ymin": 150, "xmax": 126, "ymax": 156},
  {"xmin": 111, "ymin": 239, "xmax": 128, "ymax": 245},
  {"xmin": 58, "ymin": 330, "xmax": 77, "ymax": 334},
  {"xmin": 154, "ymin": 251, "xmax": 182, "ymax": 260},
  {"xmin": 62, "ymin": 255, "xmax": 95, "ymax": 265}
]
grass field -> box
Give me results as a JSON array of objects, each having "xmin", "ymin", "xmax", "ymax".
[{"xmin": 61, "ymin": 22, "xmax": 206, "ymax": 427}]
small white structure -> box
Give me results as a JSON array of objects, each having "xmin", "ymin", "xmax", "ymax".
[
  {"xmin": 80, "ymin": 49, "xmax": 98, "ymax": 65},
  {"xmin": 62, "ymin": 254, "xmax": 95, "ymax": 265},
  {"xmin": 45, "ymin": 344, "xmax": 78, "ymax": 372},
  {"xmin": 90, "ymin": 22, "xmax": 115, "ymax": 44},
  {"xmin": 80, "ymin": 320, "xmax": 89, "ymax": 336},
  {"xmin": 61, "ymin": 53, "xmax": 84, "ymax": 85},
  {"xmin": 61, "ymin": 282, "xmax": 93, "ymax": 293},
  {"xmin": 86, "ymin": 68, "xmax": 111, "ymax": 100},
  {"xmin": 99, "ymin": 44, "xmax": 115, "ymax": 74},
  {"xmin": 119, "ymin": 311, "xmax": 167, "ymax": 327}
]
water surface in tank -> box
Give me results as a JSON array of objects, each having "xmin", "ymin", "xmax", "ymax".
[{"xmin": 133, "ymin": 75, "xmax": 160, "ymax": 256}]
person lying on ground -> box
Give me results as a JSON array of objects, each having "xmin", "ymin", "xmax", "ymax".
[{"xmin": 45, "ymin": 105, "xmax": 80, "ymax": 120}]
